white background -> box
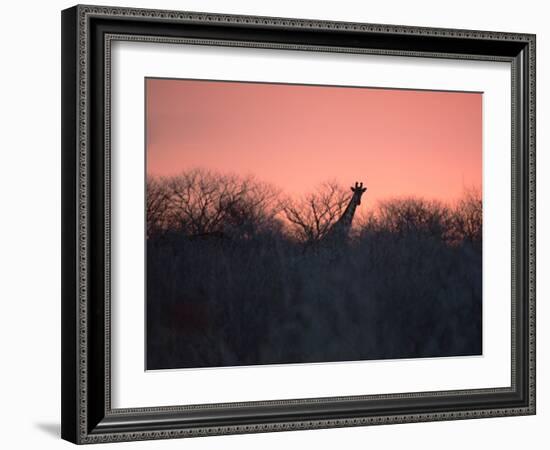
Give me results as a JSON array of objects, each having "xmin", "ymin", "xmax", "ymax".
[
  {"xmin": 112, "ymin": 42, "xmax": 511, "ymax": 408},
  {"xmin": 0, "ymin": 0, "xmax": 546, "ymax": 449}
]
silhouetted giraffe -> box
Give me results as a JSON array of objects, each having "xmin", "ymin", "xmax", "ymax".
[{"xmin": 324, "ymin": 181, "xmax": 367, "ymax": 242}]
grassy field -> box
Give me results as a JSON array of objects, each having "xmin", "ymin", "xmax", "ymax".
[{"xmin": 146, "ymin": 170, "xmax": 482, "ymax": 369}]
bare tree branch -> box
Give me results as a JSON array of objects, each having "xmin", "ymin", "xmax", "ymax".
[
  {"xmin": 147, "ymin": 169, "xmax": 282, "ymax": 240},
  {"xmin": 283, "ymin": 181, "xmax": 350, "ymax": 243}
]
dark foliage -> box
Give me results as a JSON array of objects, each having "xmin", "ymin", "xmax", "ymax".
[{"xmin": 146, "ymin": 170, "xmax": 482, "ymax": 369}]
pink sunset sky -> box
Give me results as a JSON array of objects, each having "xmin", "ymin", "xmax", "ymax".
[{"xmin": 146, "ymin": 78, "xmax": 482, "ymax": 207}]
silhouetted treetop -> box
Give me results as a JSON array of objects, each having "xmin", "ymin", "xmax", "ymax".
[
  {"xmin": 147, "ymin": 169, "xmax": 282, "ymax": 240},
  {"xmin": 282, "ymin": 181, "xmax": 350, "ymax": 243},
  {"xmin": 147, "ymin": 169, "xmax": 481, "ymax": 249},
  {"xmin": 358, "ymin": 189, "xmax": 481, "ymax": 247}
]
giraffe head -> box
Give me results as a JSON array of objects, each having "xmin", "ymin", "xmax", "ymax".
[{"xmin": 350, "ymin": 181, "xmax": 367, "ymax": 205}]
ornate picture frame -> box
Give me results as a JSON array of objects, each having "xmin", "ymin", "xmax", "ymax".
[{"xmin": 61, "ymin": 4, "xmax": 536, "ymax": 444}]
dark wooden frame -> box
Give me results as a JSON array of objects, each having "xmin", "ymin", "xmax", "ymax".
[{"xmin": 61, "ymin": 4, "xmax": 536, "ymax": 444}]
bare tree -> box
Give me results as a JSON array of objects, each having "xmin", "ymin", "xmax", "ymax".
[
  {"xmin": 220, "ymin": 178, "xmax": 283, "ymax": 238},
  {"xmin": 146, "ymin": 176, "xmax": 171, "ymax": 239},
  {"xmin": 283, "ymin": 181, "xmax": 350, "ymax": 243},
  {"xmin": 147, "ymin": 169, "xmax": 282, "ymax": 239},
  {"xmin": 449, "ymin": 187, "xmax": 482, "ymax": 246},
  {"xmin": 360, "ymin": 197, "xmax": 452, "ymax": 241},
  {"xmin": 358, "ymin": 190, "xmax": 482, "ymax": 248},
  {"xmin": 165, "ymin": 169, "xmax": 234, "ymax": 235}
]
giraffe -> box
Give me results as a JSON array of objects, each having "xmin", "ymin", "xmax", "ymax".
[{"xmin": 323, "ymin": 181, "xmax": 367, "ymax": 242}]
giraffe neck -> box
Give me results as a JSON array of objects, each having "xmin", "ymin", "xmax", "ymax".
[
  {"xmin": 339, "ymin": 197, "xmax": 359, "ymax": 228},
  {"xmin": 329, "ymin": 194, "xmax": 360, "ymax": 238}
]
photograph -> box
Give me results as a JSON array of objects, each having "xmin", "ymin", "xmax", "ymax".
[
  {"xmin": 57, "ymin": 3, "xmax": 536, "ymax": 445},
  {"xmin": 145, "ymin": 78, "xmax": 484, "ymax": 370}
]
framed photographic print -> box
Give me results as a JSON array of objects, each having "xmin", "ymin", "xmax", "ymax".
[{"xmin": 61, "ymin": 4, "xmax": 536, "ymax": 444}]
